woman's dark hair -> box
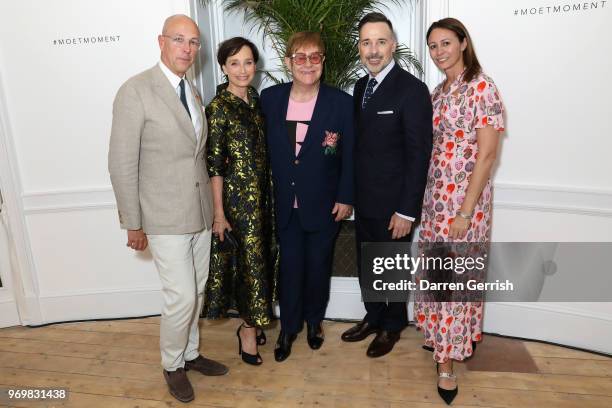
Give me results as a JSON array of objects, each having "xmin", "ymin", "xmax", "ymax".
[
  {"xmin": 426, "ymin": 18, "xmax": 482, "ymax": 83},
  {"xmin": 358, "ymin": 12, "xmax": 394, "ymax": 37},
  {"xmin": 217, "ymin": 36, "xmax": 259, "ymax": 66}
]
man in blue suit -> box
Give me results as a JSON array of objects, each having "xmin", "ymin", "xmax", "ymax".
[
  {"xmin": 260, "ymin": 32, "xmax": 354, "ymax": 362},
  {"xmin": 341, "ymin": 13, "xmax": 433, "ymax": 358}
]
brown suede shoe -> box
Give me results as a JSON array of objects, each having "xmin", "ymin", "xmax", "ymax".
[
  {"xmin": 163, "ymin": 368, "xmax": 194, "ymax": 403},
  {"xmin": 341, "ymin": 320, "xmax": 379, "ymax": 342},
  {"xmin": 366, "ymin": 330, "xmax": 401, "ymax": 358},
  {"xmin": 185, "ymin": 355, "xmax": 229, "ymax": 376}
]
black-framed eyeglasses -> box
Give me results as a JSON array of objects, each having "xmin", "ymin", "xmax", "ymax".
[
  {"xmin": 162, "ymin": 35, "xmax": 201, "ymax": 50},
  {"xmin": 290, "ymin": 52, "xmax": 325, "ymax": 65}
]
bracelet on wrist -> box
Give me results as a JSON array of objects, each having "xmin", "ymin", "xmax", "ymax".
[{"xmin": 456, "ymin": 210, "xmax": 473, "ymax": 220}]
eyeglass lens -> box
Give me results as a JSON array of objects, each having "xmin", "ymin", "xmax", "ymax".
[{"xmin": 293, "ymin": 53, "xmax": 323, "ymax": 65}]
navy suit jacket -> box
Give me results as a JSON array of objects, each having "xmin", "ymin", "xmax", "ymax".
[
  {"xmin": 354, "ymin": 64, "xmax": 433, "ymax": 220},
  {"xmin": 260, "ymin": 82, "xmax": 354, "ymax": 231}
]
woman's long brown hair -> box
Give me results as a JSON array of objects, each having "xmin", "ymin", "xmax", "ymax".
[{"xmin": 427, "ymin": 18, "xmax": 482, "ymax": 83}]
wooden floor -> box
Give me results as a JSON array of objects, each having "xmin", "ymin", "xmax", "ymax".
[{"xmin": 0, "ymin": 317, "xmax": 611, "ymax": 407}]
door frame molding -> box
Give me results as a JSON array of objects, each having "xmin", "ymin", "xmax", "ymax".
[{"xmin": 0, "ymin": 69, "xmax": 43, "ymax": 325}]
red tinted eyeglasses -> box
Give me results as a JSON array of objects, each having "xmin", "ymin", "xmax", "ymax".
[{"xmin": 290, "ymin": 52, "xmax": 325, "ymax": 65}]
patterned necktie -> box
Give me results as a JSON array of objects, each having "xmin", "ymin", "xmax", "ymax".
[
  {"xmin": 361, "ymin": 77, "xmax": 378, "ymax": 109},
  {"xmin": 179, "ymin": 79, "xmax": 191, "ymax": 119}
]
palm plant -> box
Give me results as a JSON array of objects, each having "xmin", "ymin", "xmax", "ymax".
[{"xmin": 201, "ymin": 0, "xmax": 421, "ymax": 90}]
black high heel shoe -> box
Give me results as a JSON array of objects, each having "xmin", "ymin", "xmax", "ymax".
[
  {"xmin": 256, "ymin": 328, "xmax": 266, "ymax": 346},
  {"xmin": 236, "ymin": 324, "xmax": 262, "ymax": 366},
  {"xmin": 436, "ymin": 363, "xmax": 458, "ymax": 405}
]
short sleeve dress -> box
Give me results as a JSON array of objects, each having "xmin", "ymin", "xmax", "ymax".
[
  {"xmin": 202, "ymin": 86, "xmax": 279, "ymax": 327},
  {"xmin": 415, "ymin": 71, "xmax": 505, "ymax": 362}
]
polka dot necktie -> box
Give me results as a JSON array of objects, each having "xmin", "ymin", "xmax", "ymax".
[{"xmin": 361, "ymin": 77, "xmax": 378, "ymax": 109}]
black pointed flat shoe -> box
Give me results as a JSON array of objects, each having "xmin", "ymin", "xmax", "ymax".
[{"xmin": 437, "ymin": 363, "xmax": 458, "ymax": 405}]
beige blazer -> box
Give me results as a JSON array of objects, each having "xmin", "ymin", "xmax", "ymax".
[{"xmin": 108, "ymin": 65, "xmax": 213, "ymax": 234}]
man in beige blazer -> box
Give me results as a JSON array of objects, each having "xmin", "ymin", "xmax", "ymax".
[{"xmin": 108, "ymin": 14, "xmax": 227, "ymax": 403}]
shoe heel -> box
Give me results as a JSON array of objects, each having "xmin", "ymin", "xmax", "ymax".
[
  {"xmin": 237, "ymin": 323, "xmax": 262, "ymax": 366},
  {"xmin": 256, "ymin": 328, "xmax": 266, "ymax": 346},
  {"xmin": 236, "ymin": 325, "xmax": 242, "ymax": 356}
]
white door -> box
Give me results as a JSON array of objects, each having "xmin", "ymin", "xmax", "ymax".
[{"xmin": 0, "ymin": 189, "xmax": 21, "ymax": 327}]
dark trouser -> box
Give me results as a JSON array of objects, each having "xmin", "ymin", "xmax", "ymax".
[
  {"xmin": 277, "ymin": 209, "xmax": 340, "ymax": 334},
  {"xmin": 354, "ymin": 213, "xmax": 409, "ymax": 332}
]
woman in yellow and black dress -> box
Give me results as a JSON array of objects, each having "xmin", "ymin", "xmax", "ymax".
[{"xmin": 203, "ymin": 37, "xmax": 278, "ymax": 365}]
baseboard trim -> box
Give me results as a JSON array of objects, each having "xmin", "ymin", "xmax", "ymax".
[
  {"xmin": 0, "ymin": 299, "xmax": 20, "ymax": 327},
  {"xmin": 483, "ymin": 302, "xmax": 612, "ymax": 354},
  {"xmin": 22, "ymin": 278, "xmax": 612, "ymax": 355},
  {"xmin": 38, "ymin": 287, "xmax": 162, "ymax": 324},
  {"xmin": 326, "ymin": 277, "xmax": 366, "ymax": 320},
  {"xmin": 327, "ymin": 278, "xmax": 612, "ymax": 354}
]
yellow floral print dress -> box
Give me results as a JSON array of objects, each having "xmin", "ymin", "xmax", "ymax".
[{"xmin": 203, "ymin": 86, "xmax": 279, "ymax": 327}]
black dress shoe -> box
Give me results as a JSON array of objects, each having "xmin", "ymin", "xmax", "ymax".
[
  {"xmin": 274, "ymin": 331, "xmax": 297, "ymax": 362},
  {"xmin": 341, "ymin": 320, "xmax": 379, "ymax": 342},
  {"xmin": 366, "ymin": 330, "xmax": 401, "ymax": 358},
  {"xmin": 307, "ymin": 323, "xmax": 324, "ymax": 350}
]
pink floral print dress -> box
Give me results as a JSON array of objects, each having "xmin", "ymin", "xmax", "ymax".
[{"xmin": 415, "ymin": 71, "xmax": 505, "ymax": 363}]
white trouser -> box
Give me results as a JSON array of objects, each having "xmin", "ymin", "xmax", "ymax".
[{"xmin": 147, "ymin": 230, "xmax": 211, "ymax": 371}]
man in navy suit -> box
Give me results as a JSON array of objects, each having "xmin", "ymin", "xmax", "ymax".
[
  {"xmin": 341, "ymin": 13, "xmax": 433, "ymax": 358},
  {"xmin": 260, "ymin": 32, "xmax": 354, "ymax": 362}
]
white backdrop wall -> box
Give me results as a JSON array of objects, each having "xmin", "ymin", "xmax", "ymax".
[
  {"xmin": 0, "ymin": 0, "xmax": 193, "ymax": 324},
  {"xmin": 448, "ymin": 0, "xmax": 612, "ymax": 353},
  {"xmin": 450, "ymin": 0, "xmax": 611, "ymax": 190}
]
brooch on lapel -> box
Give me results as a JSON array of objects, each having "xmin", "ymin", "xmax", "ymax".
[
  {"xmin": 322, "ymin": 131, "xmax": 340, "ymax": 155},
  {"xmin": 192, "ymin": 85, "xmax": 202, "ymax": 107}
]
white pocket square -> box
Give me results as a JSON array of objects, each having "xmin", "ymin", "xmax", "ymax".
[{"xmin": 377, "ymin": 110, "xmax": 394, "ymax": 115}]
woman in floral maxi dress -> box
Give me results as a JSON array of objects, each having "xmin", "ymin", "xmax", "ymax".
[{"xmin": 415, "ymin": 18, "xmax": 505, "ymax": 405}]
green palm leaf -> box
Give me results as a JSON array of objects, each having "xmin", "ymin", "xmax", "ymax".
[{"xmin": 200, "ymin": 0, "xmax": 421, "ymax": 90}]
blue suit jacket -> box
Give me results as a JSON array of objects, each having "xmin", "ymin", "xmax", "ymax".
[
  {"xmin": 260, "ymin": 82, "xmax": 354, "ymax": 231},
  {"xmin": 353, "ymin": 64, "xmax": 433, "ymax": 220}
]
